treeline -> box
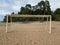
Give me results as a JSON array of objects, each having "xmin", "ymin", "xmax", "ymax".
[
  {"xmin": 52, "ymin": 8, "xmax": 60, "ymax": 21},
  {"xmin": 18, "ymin": 0, "xmax": 51, "ymax": 15},
  {"xmin": 3, "ymin": 0, "xmax": 60, "ymax": 22}
]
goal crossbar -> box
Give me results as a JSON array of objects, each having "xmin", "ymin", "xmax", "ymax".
[
  {"xmin": 8, "ymin": 14, "xmax": 50, "ymax": 17},
  {"xmin": 6, "ymin": 14, "xmax": 52, "ymax": 34}
]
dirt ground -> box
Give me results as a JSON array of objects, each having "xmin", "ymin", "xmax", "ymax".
[{"xmin": 0, "ymin": 21, "xmax": 60, "ymax": 45}]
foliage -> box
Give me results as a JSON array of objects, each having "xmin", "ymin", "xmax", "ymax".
[
  {"xmin": 52, "ymin": 8, "xmax": 60, "ymax": 21},
  {"xmin": 4, "ymin": 0, "xmax": 59, "ymax": 22}
]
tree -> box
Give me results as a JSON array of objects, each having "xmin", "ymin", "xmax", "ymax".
[
  {"xmin": 45, "ymin": 0, "xmax": 51, "ymax": 15},
  {"xmin": 38, "ymin": 1, "xmax": 45, "ymax": 15},
  {"xmin": 25, "ymin": 4, "xmax": 31, "ymax": 9},
  {"xmin": 11, "ymin": 12, "xmax": 14, "ymax": 14},
  {"xmin": 52, "ymin": 8, "xmax": 60, "ymax": 21},
  {"xmin": 54, "ymin": 8, "xmax": 60, "ymax": 14},
  {"xmin": 20, "ymin": 7, "xmax": 26, "ymax": 14},
  {"xmin": 25, "ymin": 4, "xmax": 31, "ymax": 14}
]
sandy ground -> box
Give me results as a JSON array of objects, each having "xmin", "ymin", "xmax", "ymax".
[{"xmin": 0, "ymin": 21, "xmax": 60, "ymax": 45}]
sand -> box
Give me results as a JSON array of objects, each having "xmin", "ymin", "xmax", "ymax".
[{"xmin": 0, "ymin": 21, "xmax": 60, "ymax": 45}]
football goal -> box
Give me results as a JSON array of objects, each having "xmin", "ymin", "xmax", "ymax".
[{"xmin": 6, "ymin": 14, "xmax": 52, "ymax": 34}]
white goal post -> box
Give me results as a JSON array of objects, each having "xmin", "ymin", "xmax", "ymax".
[{"xmin": 6, "ymin": 14, "xmax": 52, "ymax": 34}]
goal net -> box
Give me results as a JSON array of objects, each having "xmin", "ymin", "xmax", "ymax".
[{"xmin": 6, "ymin": 14, "xmax": 52, "ymax": 34}]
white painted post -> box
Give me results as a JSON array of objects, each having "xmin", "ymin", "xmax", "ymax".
[
  {"xmin": 49, "ymin": 15, "xmax": 51, "ymax": 34},
  {"xmin": 6, "ymin": 15, "xmax": 8, "ymax": 33}
]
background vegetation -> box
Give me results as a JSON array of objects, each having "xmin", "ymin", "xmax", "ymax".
[{"xmin": 3, "ymin": 0, "xmax": 60, "ymax": 22}]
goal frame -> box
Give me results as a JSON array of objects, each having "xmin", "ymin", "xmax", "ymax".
[{"xmin": 6, "ymin": 14, "xmax": 52, "ymax": 34}]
